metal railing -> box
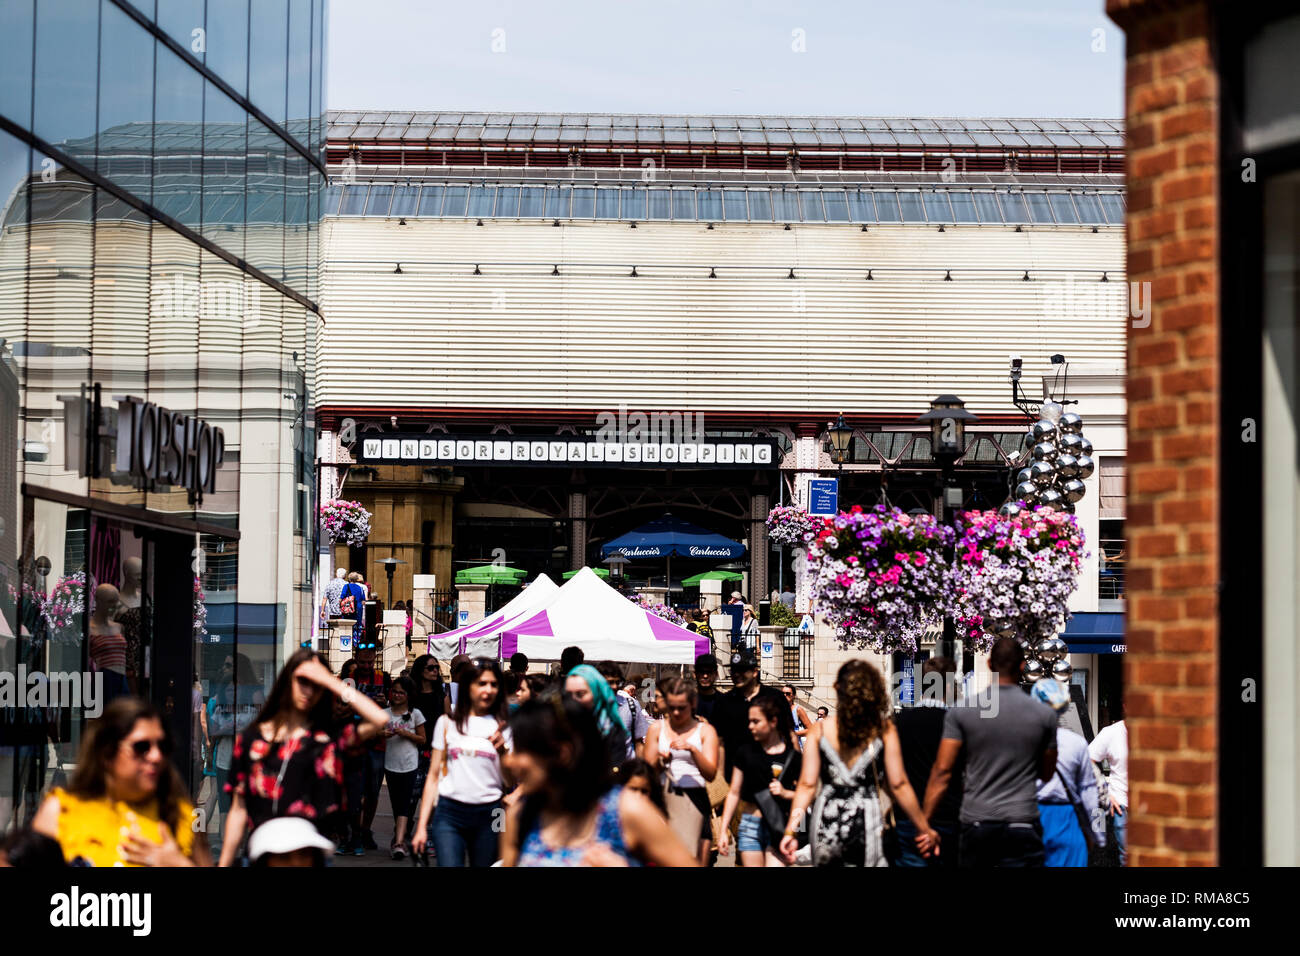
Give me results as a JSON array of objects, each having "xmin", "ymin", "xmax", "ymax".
[
  {"xmin": 781, "ymin": 629, "xmax": 816, "ymax": 682},
  {"xmin": 1097, "ymin": 538, "xmax": 1126, "ymax": 600}
]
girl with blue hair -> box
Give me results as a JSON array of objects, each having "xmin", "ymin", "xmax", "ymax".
[{"xmin": 563, "ymin": 664, "xmax": 632, "ymax": 770}]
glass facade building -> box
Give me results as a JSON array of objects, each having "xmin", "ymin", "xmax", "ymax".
[{"xmin": 0, "ymin": 0, "xmax": 326, "ymax": 850}]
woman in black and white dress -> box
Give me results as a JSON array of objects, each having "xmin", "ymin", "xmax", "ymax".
[{"xmin": 779, "ymin": 660, "xmax": 937, "ymax": 867}]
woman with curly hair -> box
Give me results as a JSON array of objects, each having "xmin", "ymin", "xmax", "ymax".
[{"xmin": 778, "ymin": 659, "xmax": 937, "ymax": 867}]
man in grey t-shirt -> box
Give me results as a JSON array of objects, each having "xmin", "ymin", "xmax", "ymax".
[{"xmin": 922, "ymin": 638, "xmax": 1058, "ymax": 866}]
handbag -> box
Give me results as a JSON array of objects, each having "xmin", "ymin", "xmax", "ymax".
[
  {"xmin": 339, "ymin": 590, "xmax": 357, "ymax": 616},
  {"xmin": 870, "ymin": 749, "xmax": 900, "ymax": 865}
]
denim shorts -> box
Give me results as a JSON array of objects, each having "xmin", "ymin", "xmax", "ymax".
[{"xmin": 737, "ymin": 813, "xmax": 772, "ymax": 853}]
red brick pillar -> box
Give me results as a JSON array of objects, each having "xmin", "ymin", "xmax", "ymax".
[{"xmin": 1107, "ymin": 0, "xmax": 1219, "ymax": 866}]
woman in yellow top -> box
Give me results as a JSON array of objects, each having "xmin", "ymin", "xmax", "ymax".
[{"xmin": 32, "ymin": 697, "xmax": 211, "ymax": 866}]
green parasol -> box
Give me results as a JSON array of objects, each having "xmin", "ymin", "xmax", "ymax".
[
  {"xmin": 454, "ymin": 564, "xmax": 528, "ymax": 585},
  {"xmin": 562, "ymin": 567, "xmax": 609, "ymax": 579},
  {"xmin": 680, "ymin": 568, "xmax": 745, "ymax": 586}
]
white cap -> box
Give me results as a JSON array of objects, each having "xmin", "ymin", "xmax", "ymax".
[
  {"xmin": 247, "ymin": 817, "xmax": 336, "ymax": 862},
  {"xmin": 730, "ymin": 591, "xmax": 742, "ymax": 599}
]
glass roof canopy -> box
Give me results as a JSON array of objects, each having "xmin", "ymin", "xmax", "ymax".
[
  {"xmin": 327, "ymin": 111, "xmax": 1125, "ymax": 150},
  {"xmin": 323, "ymin": 181, "xmax": 1125, "ymax": 226}
]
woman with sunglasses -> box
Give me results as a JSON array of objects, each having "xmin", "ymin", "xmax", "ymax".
[
  {"xmin": 32, "ymin": 698, "xmax": 211, "ymax": 866},
  {"xmin": 218, "ymin": 649, "xmax": 388, "ymax": 866},
  {"xmin": 411, "ymin": 658, "xmax": 512, "ymax": 867},
  {"xmin": 501, "ymin": 699, "xmax": 697, "ymax": 867}
]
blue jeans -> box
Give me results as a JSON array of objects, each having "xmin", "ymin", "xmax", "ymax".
[
  {"xmin": 737, "ymin": 814, "xmax": 772, "ymax": 853},
  {"xmin": 895, "ymin": 819, "xmax": 959, "ymax": 867},
  {"xmin": 1111, "ymin": 806, "xmax": 1127, "ymax": 866},
  {"xmin": 432, "ymin": 796, "xmax": 502, "ymax": 867}
]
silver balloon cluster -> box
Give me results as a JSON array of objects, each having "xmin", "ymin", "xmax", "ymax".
[
  {"xmin": 1021, "ymin": 636, "xmax": 1073, "ymax": 685},
  {"xmin": 1000, "ymin": 409, "xmax": 1094, "ymax": 517}
]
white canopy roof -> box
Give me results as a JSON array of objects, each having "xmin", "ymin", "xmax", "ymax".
[{"xmin": 426, "ymin": 574, "xmax": 560, "ymax": 660}]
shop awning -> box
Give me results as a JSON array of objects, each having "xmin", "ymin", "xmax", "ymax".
[
  {"xmin": 600, "ymin": 514, "xmax": 745, "ymax": 560},
  {"xmin": 1061, "ymin": 612, "xmax": 1125, "ymax": 654}
]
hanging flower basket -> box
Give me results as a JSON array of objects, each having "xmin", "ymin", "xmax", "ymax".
[
  {"xmin": 44, "ymin": 570, "xmax": 87, "ymax": 639},
  {"xmin": 806, "ymin": 505, "xmax": 953, "ymax": 655},
  {"xmin": 194, "ymin": 575, "xmax": 210, "ymax": 641},
  {"xmin": 945, "ymin": 505, "xmax": 1087, "ymax": 652},
  {"xmin": 320, "ymin": 499, "xmax": 372, "ymax": 547},
  {"xmin": 765, "ymin": 505, "xmax": 823, "ymax": 549}
]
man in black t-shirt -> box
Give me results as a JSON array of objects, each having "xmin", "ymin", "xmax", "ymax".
[
  {"xmin": 693, "ymin": 654, "xmax": 722, "ymax": 725},
  {"xmin": 894, "ymin": 657, "xmax": 963, "ymax": 867}
]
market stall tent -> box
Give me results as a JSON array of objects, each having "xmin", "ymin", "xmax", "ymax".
[
  {"xmin": 500, "ymin": 567, "xmax": 707, "ymax": 664},
  {"xmin": 427, "ymin": 573, "xmax": 560, "ymax": 660}
]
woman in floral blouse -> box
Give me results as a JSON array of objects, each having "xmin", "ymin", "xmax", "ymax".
[{"xmin": 218, "ymin": 649, "xmax": 387, "ymax": 866}]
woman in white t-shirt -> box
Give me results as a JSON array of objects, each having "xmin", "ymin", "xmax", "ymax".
[
  {"xmin": 382, "ymin": 676, "xmax": 426, "ymax": 859},
  {"xmin": 411, "ymin": 659, "xmax": 512, "ymax": 867}
]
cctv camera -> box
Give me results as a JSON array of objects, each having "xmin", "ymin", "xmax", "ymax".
[
  {"xmin": 1009, "ymin": 354, "xmax": 1022, "ymax": 368},
  {"xmin": 390, "ymin": 415, "xmax": 398, "ymax": 428}
]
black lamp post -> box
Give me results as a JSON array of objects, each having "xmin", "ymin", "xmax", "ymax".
[
  {"xmin": 914, "ymin": 395, "xmax": 979, "ymax": 663},
  {"xmin": 827, "ymin": 412, "xmax": 853, "ymax": 480},
  {"xmin": 377, "ymin": 557, "xmax": 406, "ymax": 609},
  {"xmin": 604, "ymin": 552, "xmax": 629, "ymax": 590}
]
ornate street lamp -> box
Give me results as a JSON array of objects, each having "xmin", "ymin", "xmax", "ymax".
[
  {"xmin": 377, "ymin": 556, "xmax": 406, "ymax": 609},
  {"xmin": 604, "ymin": 552, "xmax": 629, "ymax": 586},
  {"xmin": 914, "ymin": 396, "xmax": 980, "ymax": 664},
  {"xmin": 826, "ymin": 413, "xmax": 853, "ymax": 478}
]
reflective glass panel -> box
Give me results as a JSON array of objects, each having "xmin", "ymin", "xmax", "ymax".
[
  {"xmin": 799, "ymin": 192, "xmax": 825, "ymax": 221},
  {"xmin": 417, "ymin": 185, "xmax": 443, "ymax": 216},
  {"xmin": 287, "ymin": 0, "xmax": 311, "ymax": 145},
  {"xmin": 390, "ymin": 185, "xmax": 419, "ymax": 216},
  {"xmin": 572, "ymin": 187, "xmax": 595, "ymax": 218},
  {"xmin": 1098, "ymin": 193, "xmax": 1125, "ymax": 224},
  {"xmin": 698, "ymin": 190, "xmax": 722, "ymax": 221},
  {"xmin": 155, "ymin": 43, "xmax": 205, "ymax": 231},
  {"xmin": 671, "ymin": 190, "xmax": 694, "ymax": 220},
  {"xmin": 923, "ymin": 192, "xmax": 952, "ymax": 223},
  {"xmin": 846, "ymin": 190, "xmax": 874, "ymax": 222},
  {"xmin": 205, "ymin": 0, "xmax": 249, "ymax": 97},
  {"xmin": 365, "ymin": 184, "xmax": 392, "ymax": 216},
  {"xmin": 973, "ymin": 191, "xmax": 1002, "ymax": 223},
  {"xmin": 723, "ymin": 190, "xmax": 748, "ymax": 220},
  {"xmin": 949, "ymin": 191, "xmax": 978, "ymax": 222},
  {"xmin": 1073, "ymin": 193, "xmax": 1103, "ymax": 223},
  {"xmin": 518, "ymin": 187, "xmax": 544, "ymax": 217},
  {"xmin": 249, "ymin": 0, "xmax": 289, "ymax": 125},
  {"xmin": 772, "ymin": 190, "xmax": 799, "ymax": 221},
  {"xmin": 495, "ymin": 186, "xmax": 519, "ymax": 217},
  {"xmin": 442, "ymin": 185, "xmax": 468, "ymax": 217},
  {"xmin": 547, "ymin": 187, "xmax": 571, "ymax": 218},
  {"xmin": 1049, "ymin": 193, "xmax": 1079, "ymax": 224},
  {"xmin": 874, "ymin": 191, "xmax": 901, "ymax": 222},
  {"xmin": 98, "ymin": 1, "xmax": 156, "ymax": 199},
  {"xmin": 1026, "ymin": 192, "xmax": 1054, "ymax": 223},
  {"xmin": 323, "ymin": 183, "xmax": 341, "ymax": 215},
  {"xmin": 0, "ymin": 0, "xmax": 33, "ymax": 127},
  {"xmin": 468, "ymin": 186, "xmax": 494, "ymax": 217},
  {"xmin": 1000, "ymin": 191, "xmax": 1028, "ymax": 222},
  {"xmin": 898, "ymin": 192, "xmax": 925, "ymax": 221},
  {"xmin": 33, "ymin": 0, "xmax": 99, "ymax": 164},
  {"xmin": 595, "ymin": 188, "xmax": 619, "ymax": 218},
  {"xmin": 622, "ymin": 188, "xmax": 645, "ymax": 220},
  {"xmin": 648, "ymin": 189, "xmax": 670, "ymax": 219},
  {"xmin": 340, "ymin": 185, "xmax": 367, "ymax": 215},
  {"xmin": 245, "ymin": 120, "xmax": 285, "ymax": 278},
  {"xmin": 823, "ymin": 190, "xmax": 849, "ymax": 222},
  {"xmin": 201, "ymin": 82, "xmax": 246, "ymax": 256}
]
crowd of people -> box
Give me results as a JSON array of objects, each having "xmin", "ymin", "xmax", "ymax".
[{"xmin": 1, "ymin": 627, "xmax": 1127, "ymax": 869}]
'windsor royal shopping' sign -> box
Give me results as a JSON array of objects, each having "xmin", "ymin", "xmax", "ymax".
[{"xmin": 358, "ymin": 435, "xmax": 778, "ymax": 469}]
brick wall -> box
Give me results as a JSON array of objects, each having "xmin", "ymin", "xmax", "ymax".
[{"xmin": 1107, "ymin": 0, "xmax": 1219, "ymax": 866}]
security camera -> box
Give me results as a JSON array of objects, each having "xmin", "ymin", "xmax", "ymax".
[
  {"xmin": 390, "ymin": 415, "xmax": 398, "ymax": 428},
  {"xmin": 1009, "ymin": 354, "xmax": 1022, "ymax": 382}
]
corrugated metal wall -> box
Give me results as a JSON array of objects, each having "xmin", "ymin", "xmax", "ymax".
[{"xmin": 319, "ymin": 219, "xmax": 1126, "ymax": 415}]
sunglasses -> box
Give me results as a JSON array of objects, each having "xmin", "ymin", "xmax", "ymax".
[{"xmin": 128, "ymin": 737, "xmax": 172, "ymax": 758}]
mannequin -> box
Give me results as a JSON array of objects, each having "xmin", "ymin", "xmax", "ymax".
[
  {"xmin": 89, "ymin": 584, "xmax": 131, "ymax": 703},
  {"xmin": 118, "ymin": 556, "xmax": 143, "ymax": 609}
]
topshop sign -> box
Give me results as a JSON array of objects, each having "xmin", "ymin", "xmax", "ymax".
[{"xmin": 59, "ymin": 384, "xmax": 225, "ymax": 499}]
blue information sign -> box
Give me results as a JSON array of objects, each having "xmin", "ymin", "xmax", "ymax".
[
  {"xmin": 900, "ymin": 657, "xmax": 915, "ymax": 706},
  {"xmin": 808, "ymin": 478, "xmax": 839, "ymax": 516}
]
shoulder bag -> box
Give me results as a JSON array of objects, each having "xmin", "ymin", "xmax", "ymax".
[
  {"xmin": 752, "ymin": 747, "xmax": 797, "ymax": 839},
  {"xmin": 1055, "ymin": 767, "xmax": 1102, "ymax": 861}
]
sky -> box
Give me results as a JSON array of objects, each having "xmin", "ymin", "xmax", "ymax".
[{"xmin": 327, "ymin": 0, "xmax": 1125, "ymax": 119}]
